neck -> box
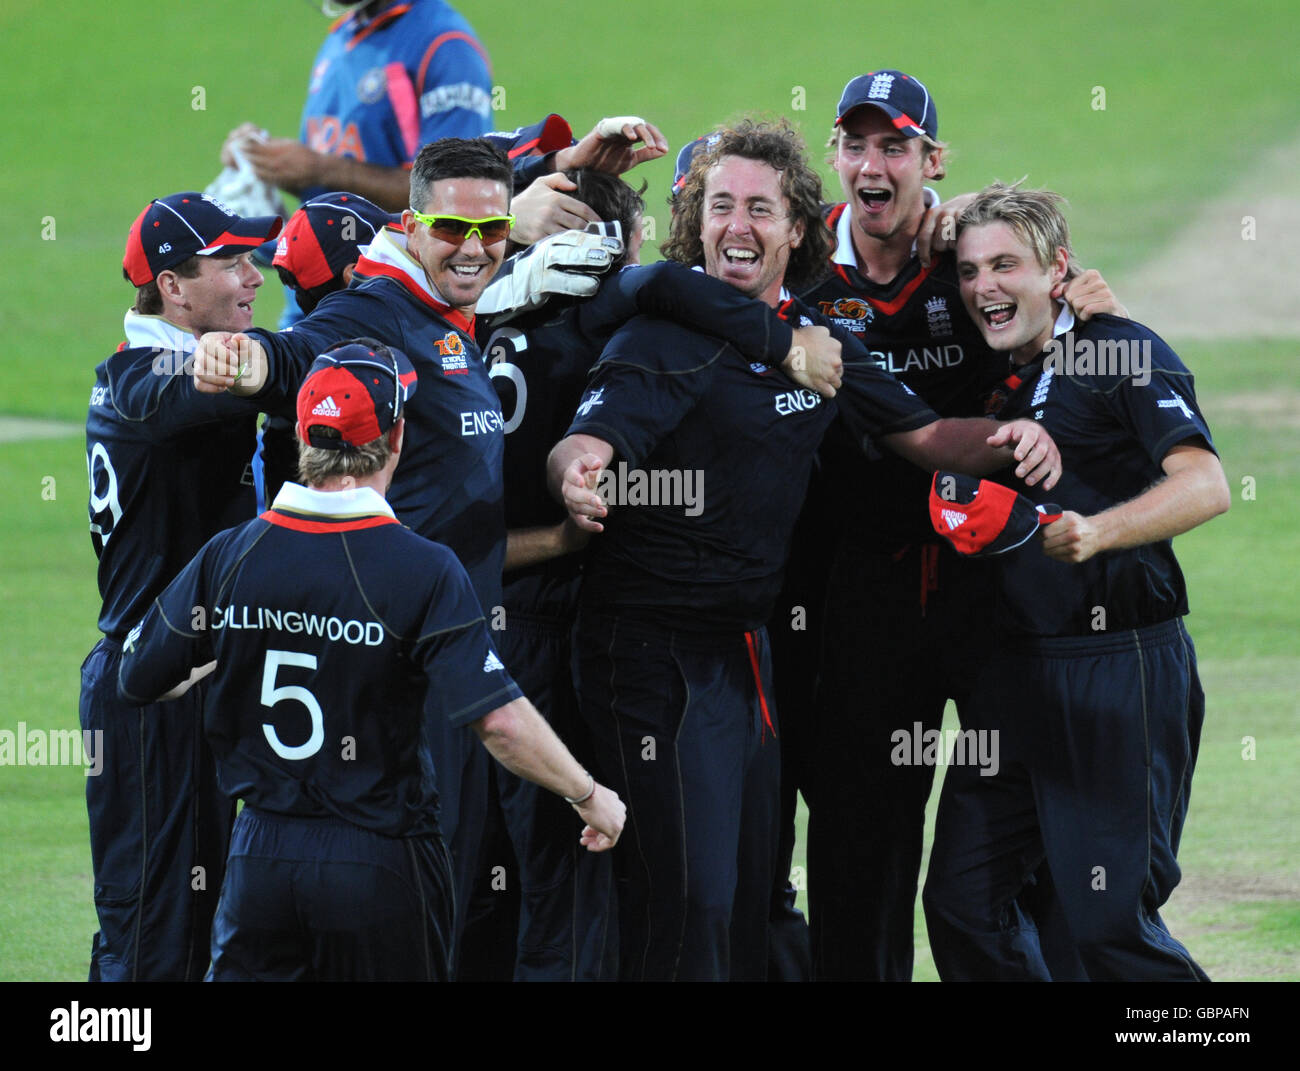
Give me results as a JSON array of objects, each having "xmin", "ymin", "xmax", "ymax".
[
  {"xmin": 1012, "ymin": 300, "xmax": 1064, "ymax": 366},
  {"xmin": 849, "ymin": 199, "xmax": 926, "ymax": 283},
  {"xmin": 310, "ymin": 473, "xmax": 388, "ymax": 495}
]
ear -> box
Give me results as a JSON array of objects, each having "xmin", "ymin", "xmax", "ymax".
[
  {"xmin": 789, "ymin": 213, "xmax": 806, "ymax": 250},
  {"xmin": 294, "ymin": 420, "xmax": 304, "ymax": 445},
  {"xmin": 156, "ymin": 269, "xmax": 185, "ymax": 305},
  {"xmin": 1050, "ymin": 245, "xmax": 1069, "ymax": 287},
  {"xmin": 389, "ymin": 417, "xmax": 405, "ymax": 455},
  {"xmin": 921, "ymin": 144, "xmax": 944, "ymax": 181},
  {"xmin": 341, "ymin": 263, "xmax": 355, "ymax": 286}
]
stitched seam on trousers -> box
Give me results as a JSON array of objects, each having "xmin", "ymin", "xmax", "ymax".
[
  {"xmin": 1133, "ymin": 628, "xmax": 1202, "ymax": 979},
  {"xmin": 607, "ymin": 618, "xmax": 652, "ymax": 982},
  {"xmin": 132, "ymin": 708, "xmax": 147, "ymax": 982},
  {"xmin": 668, "ymin": 632, "xmax": 691, "ymax": 983}
]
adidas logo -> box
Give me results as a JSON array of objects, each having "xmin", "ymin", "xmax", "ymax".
[
  {"xmin": 482, "ymin": 651, "xmax": 505, "ymax": 673},
  {"xmin": 311, "ymin": 395, "xmax": 341, "ymax": 417},
  {"xmin": 941, "ymin": 509, "xmax": 968, "ymax": 530}
]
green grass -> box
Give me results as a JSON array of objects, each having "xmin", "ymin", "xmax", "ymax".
[
  {"xmin": 0, "ymin": 0, "xmax": 1296, "ymax": 981},
  {"xmin": 4, "ymin": 0, "xmax": 1299, "ymax": 419}
]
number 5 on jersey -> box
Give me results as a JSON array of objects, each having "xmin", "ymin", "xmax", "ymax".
[{"xmin": 261, "ymin": 650, "xmax": 324, "ymax": 760}]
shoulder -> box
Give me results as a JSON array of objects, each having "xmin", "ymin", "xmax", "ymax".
[{"xmin": 602, "ymin": 314, "xmax": 729, "ymax": 374}]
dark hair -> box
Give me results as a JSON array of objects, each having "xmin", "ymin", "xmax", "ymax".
[
  {"xmin": 562, "ymin": 168, "xmax": 646, "ymax": 269},
  {"xmin": 132, "ymin": 255, "xmax": 202, "ymax": 315},
  {"xmin": 409, "ymin": 138, "xmax": 513, "ymax": 213},
  {"xmin": 276, "ymin": 267, "xmax": 339, "ymax": 315},
  {"xmin": 660, "ymin": 118, "xmax": 834, "ymax": 293}
]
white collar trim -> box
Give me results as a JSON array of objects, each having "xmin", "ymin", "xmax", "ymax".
[
  {"xmin": 123, "ymin": 311, "xmax": 196, "ymax": 353},
  {"xmin": 271, "ymin": 481, "xmax": 395, "ymax": 519},
  {"xmin": 362, "ymin": 227, "xmax": 454, "ymax": 308}
]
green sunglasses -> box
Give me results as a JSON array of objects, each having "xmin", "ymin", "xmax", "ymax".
[{"xmin": 409, "ymin": 211, "xmax": 516, "ymax": 245}]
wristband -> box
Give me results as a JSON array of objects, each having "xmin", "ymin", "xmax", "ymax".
[{"xmin": 564, "ymin": 773, "xmax": 596, "ymax": 805}]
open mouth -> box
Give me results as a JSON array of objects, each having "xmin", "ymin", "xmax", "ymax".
[
  {"xmin": 723, "ymin": 248, "xmax": 759, "ymax": 266},
  {"xmin": 858, "ymin": 188, "xmax": 892, "ymax": 211},
  {"xmin": 981, "ymin": 302, "xmax": 1016, "ymax": 328},
  {"xmin": 450, "ymin": 264, "xmax": 486, "ymax": 278},
  {"xmin": 237, "ymin": 300, "xmax": 253, "ymax": 314}
]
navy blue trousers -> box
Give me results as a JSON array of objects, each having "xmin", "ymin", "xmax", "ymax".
[
  {"xmin": 575, "ymin": 611, "xmax": 781, "ymax": 982},
  {"xmin": 923, "ymin": 619, "xmax": 1209, "ymax": 982},
  {"xmin": 496, "ymin": 612, "xmax": 617, "ymax": 981},
  {"xmin": 80, "ymin": 638, "xmax": 233, "ymax": 982},
  {"xmin": 208, "ymin": 807, "xmax": 454, "ymax": 982}
]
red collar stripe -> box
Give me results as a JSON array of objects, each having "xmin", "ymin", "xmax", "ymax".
[{"xmin": 262, "ymin": 511, "xmax": 399, "ymax": 534}]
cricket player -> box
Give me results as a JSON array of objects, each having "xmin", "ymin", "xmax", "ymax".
[
  {"xmin": 921, "ymin": 183, "xmax": 1228, "ymax": 981},
  {"xmin": 793, "ymin": 70, "xmax": 1123, "ymax": 981},
  {"xmin": 83, "ymin": 191, "xmax": 282, "ymax": 980},
  {"xmin": 221, "ymin": 0, "xmax": 493, "ymax": 213},
  {"xmin": 548, "ymin": 119, "xmax": 1062, "ymax": 982},
  {"xmin": 118, "ymin": 339, "xmax": 624, "ymax": 982}
]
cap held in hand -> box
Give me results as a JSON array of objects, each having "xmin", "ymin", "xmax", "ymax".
[{"xmin": 929, "ymin": 471, "xmax": 1062, "ymax": 556}]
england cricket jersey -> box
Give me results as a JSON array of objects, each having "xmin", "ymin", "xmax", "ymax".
[
  {"xmin": 299, "ymin": 0, "xmax": 492, "ymax": 201},
  {"xmin": 986, "ymin": 310, "xmax": 1215, "ymax": 637},
  {"xmin": 800, "ymin": 202, "xmax": 1004, "ymax": 548},
  {"xmin": 86, "ymin": 312, "xmax": 289, "ymax": 641},
  {"xmin": 250, "ymin": 227, "xmax": 507, "ymax": 614},
  {"xmin": 118, "ymin": 483, "xmax": 522, "ymax": 838},
  {"xmin": 566, "ymin": 295, "xmax": 936, "ymax": 632},
  {"xmin": 486, "ymin": 261, "xmax": 799, "ymax": 617}
]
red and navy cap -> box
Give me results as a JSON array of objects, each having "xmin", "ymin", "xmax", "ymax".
[
  {"xmin": 123, "ymin": 192, "xmax": 282, "ymax": 286},
  {"xmin": 671, "ymin": 132, "xmax": 721, "ymax": 200},
  {"xmin": 929, "ymin": 471, "xmax": 1062, "ymax": 557},
  {"xmin": 296, "ymin": 339, "xmax": 419, "ymax": 450},
  {"xmin": 483, "ymin": 113, "xmax": 574, "ymax": 159},
  {"xmin": 273, "ymin": 192, "xmax": 396, "ymax": 292},
  {"xmin": 835, "ymin": 70, "xmax": 938, "ymax": 140}
]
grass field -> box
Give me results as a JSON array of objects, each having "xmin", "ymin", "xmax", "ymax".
[{"xmin": 0, "ymin": 0, "xmax": 1296, "ymax": 983}]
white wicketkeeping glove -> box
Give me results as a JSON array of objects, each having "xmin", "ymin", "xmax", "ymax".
[{"xmin": 478, "ymin": 221, "xmax": 623, "ymax": 322}]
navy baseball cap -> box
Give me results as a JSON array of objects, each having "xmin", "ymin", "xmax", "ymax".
[
  {"xmin": 835, "ymin": 70, "xmax": 938, "ymax": 140},
  {"xmin": 297, "ymin": 339, "xmax": 419, "ymax": 450},
  {"xmin": 929, "ymin": 471, "xmax": 1061, "ymax": 556},
  {"xmin": 484, "ymin": 113, "xmax": 574, "ymax": 159},
  {"xmin": 671, "ymin": 132, "xmax": 721, "ymax": 199},
  {"xmin": 123, "ymin": 192, "xmax": 282, "ymax": 286},
  {"xmin": 273, "ymin": 192, "xmax": 395, "ymax": 292}
]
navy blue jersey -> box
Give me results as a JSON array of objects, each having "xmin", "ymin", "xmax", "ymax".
[
  {"xmin": 118, "ymin": 483, "xmax": 522, "ymax": 839},
  {"xmin": 485, "ymin": 261, "xmax": 798, "ymax": 617},
  {"xmin": 566, "ymin": 295, "xmax": 936, "ymax": 632},
  {"xmin": 300, "ymin": 0, "xmax": 492, "ymax": 201},
  {"xmin": 987, "ymin": 311, "xmax": 1215, "ymax": 637},
  {"xmin": 800, "ymin": 202, "xmax": 1004, "ymax": 548},
  {"xmin": 251, "ymin": 227, "xmax": 507, "ymax": 614},
  {"xmin": 86, "ymin": 313, "xmax": 289, "ymax": 640}
]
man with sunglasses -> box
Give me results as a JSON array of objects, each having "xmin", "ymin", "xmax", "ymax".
[{"xmin": 192, "ymin": 139, "xmax": 520, "ymax": 975}]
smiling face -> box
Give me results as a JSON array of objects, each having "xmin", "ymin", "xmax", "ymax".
[
  {"xmin": 834, "ymin": 107, "xmax": 939, "ymax": 246},
  {"xmin": 164, "ymin": 253, "xmax": 263, "ymax": 335},
  {"xmin": 957, "ymin": 220, "xmax": 1068, "ymax": 365},
  {"xmin": 402, "ymin": 176, "xmax": 510, "ymax": 315},
  {"xmin": 701, "ymin": 155, "xmax": 804, "ymax": 307}
]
